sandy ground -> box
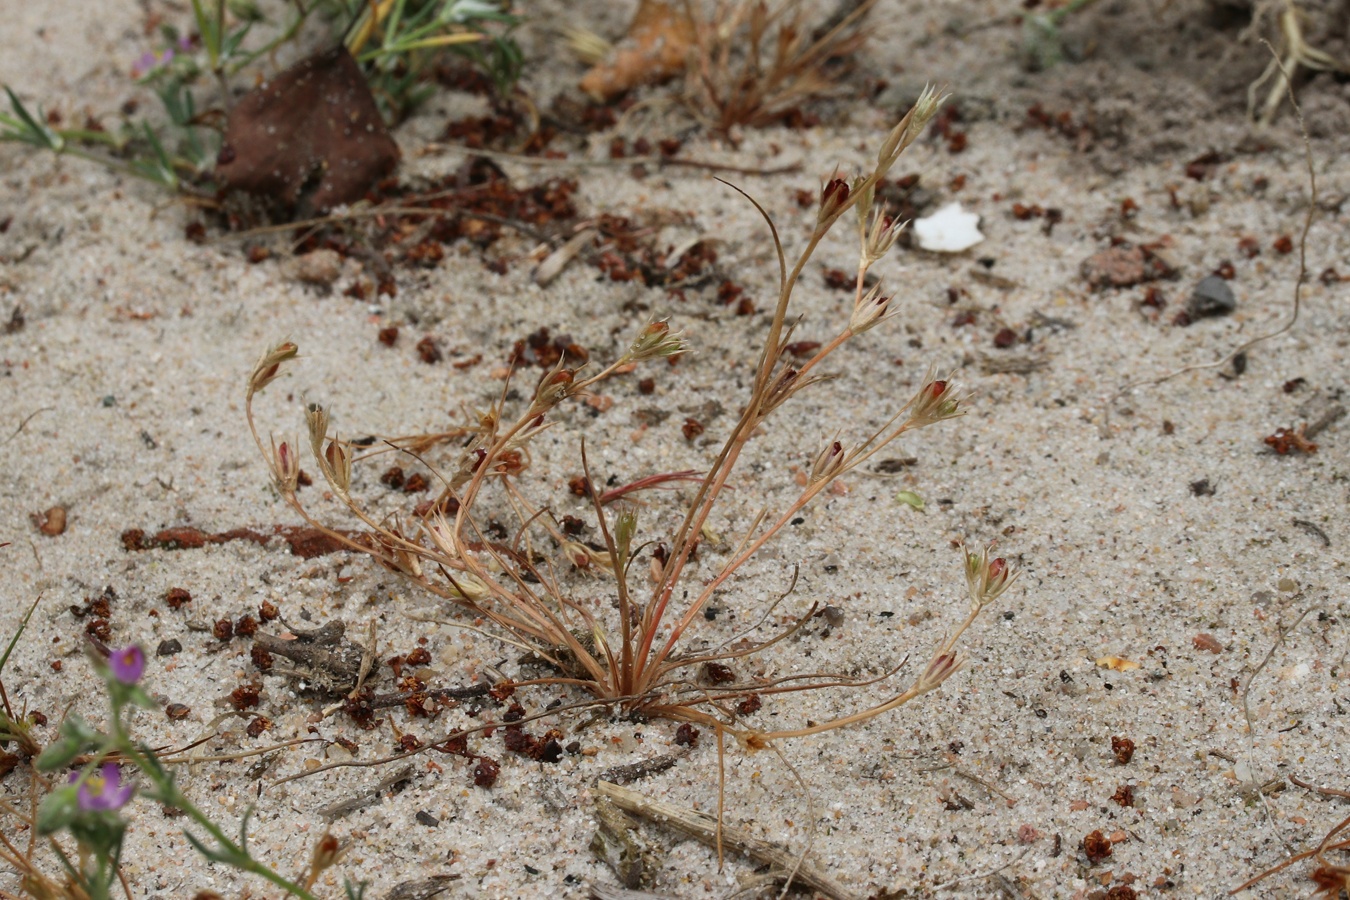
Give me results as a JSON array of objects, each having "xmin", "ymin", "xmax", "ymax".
[{"xmin": 2, "ymin": 1, "xmax": 1349, "ymax": 898}]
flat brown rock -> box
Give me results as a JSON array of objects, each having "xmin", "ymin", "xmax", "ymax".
[{"xmin": 216, "ymin": 47, "xmax": 399, "ymax": 213}]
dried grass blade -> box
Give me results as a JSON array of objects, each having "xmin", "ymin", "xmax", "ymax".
[{"xmin": 593, "ymin": 780, "xmax": 860, "ymax": 900}]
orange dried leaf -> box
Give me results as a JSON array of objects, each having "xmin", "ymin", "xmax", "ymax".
[
  {"xmin": 580, "ymin": 0, "xmax": 695, "ymax": 102},
  {"xmin": 1095, "ymin": 656, "xmax": 1141, "ymax": 672}
]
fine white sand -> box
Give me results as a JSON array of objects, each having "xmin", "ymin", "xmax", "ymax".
[{"xmin": 2, "ymin": 1, "xmax": 1348, "ymax": 898}]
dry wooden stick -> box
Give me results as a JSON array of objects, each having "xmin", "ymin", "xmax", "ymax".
[{"xmin": 593, "ymin": 780, "xmax": 859, "ymax": 900}]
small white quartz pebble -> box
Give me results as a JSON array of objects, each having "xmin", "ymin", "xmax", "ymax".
[{"xmin": 912, "ymin": 202, "xmax": 984, "ymax": 252}]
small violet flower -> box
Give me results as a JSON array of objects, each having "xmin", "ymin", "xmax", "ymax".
[
  {"xmin": 108, "ymin": 645, "xmax": 145, "ymax": 685},
  {"xmin": 70, "ymin": 763, "xmax": 134, "ymax": 812},
  {"xmin": 132, "ymin": 52, "xmax": 158, "ymax": 78}
]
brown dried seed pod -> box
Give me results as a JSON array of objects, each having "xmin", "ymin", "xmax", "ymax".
[
  {"xmin": 1082, "ymin": 829, "xmax": 1113, "ymax": 864},
  {"xmin": 35, "ymin": 506, "xmax": 67, "ymax": 536},
  {"xmin": 1111, "ymin": 735, "xmax": 1135, "ymax": 764}
]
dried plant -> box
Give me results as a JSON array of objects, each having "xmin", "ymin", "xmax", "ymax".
[
  {"xmin": 682, "ymin": 0, "xmax": 879, "ymax": 131},
  {"xmin": 245, "ymin": 87, "xmax": 1017, "ymax": 750}
]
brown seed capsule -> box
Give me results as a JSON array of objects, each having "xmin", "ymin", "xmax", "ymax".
[
  {"xmin": 416, "ymin": 335, "xmax": 442, "ymax": 364},
  {"xmin": 1191, "ymin": 633, "xmax": 1223, "ymax": 653},
  {"xmin": 213, "ymin": 619, "xmax": 234, "ymax": 641},
  {"xmin": 701, "ymin": 662, "xmax": 735, "ymax": 684},
  {"xmin": 246, "ymin": 716, "xmax": 271, "ymax": 737},
  {"xmin": 1082, "ymin": 829, "xmax": 1113, "ymax": 864},
  {"xmin": 258, "ymin": 600, "xmax": 279, "ymax": 621},
  {"xmin": 1111, "ymin": 735, "xmax": 1135, "ymax": 764},
  {"xmin": 165, "ymin": 588, "xmax": 192, "ymax": 610},
  {"xmin": 230, "ymin": 685, "xmax": 261, "ymax": 710},
  {"xmin": 474, "ymin": 756, "xmax": 500, "ymax": 788},
  {"xmin": 682, "ymin": 418, "xmax": 705, "ymax": 440},
  {"xmin": 165, "ymin": 703, "xmax": 192, "ymax": 721},
  {"xmin": 35, "ymin": 506, "xmax": 67, "ymax": 536}
]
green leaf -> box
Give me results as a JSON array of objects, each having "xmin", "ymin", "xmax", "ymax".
[
  {"xmin": 36, "ymin": 783, "xmax": 81, "ymax": 834},
  {"xmin": 36, "ymin": 716, "xmax": 102, "ymax": 772},
  {"xmin": 221, "ymin": 21, "xmax": 255, "ymax": 59},
  {"xmin": 3, "ymin": 87, "xmax": 64, "ymax": 151},
  {"xmin": 895, "ymin": 490, "xmax": 925, "ymax": 512},
  {"xmin": 0, "ymin": 595, "xmax": 41, "ymax": 675}
]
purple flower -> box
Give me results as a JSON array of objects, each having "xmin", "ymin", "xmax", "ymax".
[
  {"xmin": 108, "ymin": 645, "xmax": 145, "ymax": 685},
  {"xmin": 132, "ymin": 51, "xmax": 157, "ymax": 77},
  {"xmin": 70, "ymin": 763, "xmax": 134, "ymax": 812},
  {"xmin": 161, "ymin": 49, "xmax": 175, "ymax": 65}
]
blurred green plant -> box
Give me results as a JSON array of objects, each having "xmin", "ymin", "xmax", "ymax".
[
  {"xmin": 1, "ymin": 0, "xmax": 521, "ymax": 195},
  {"xmin": 1019, "ymin": 0, "xmax": 1099, "ymax": 71},
  {"xmin": 0, "ymin": 637, "xmax": 361, "ymax": 899}
]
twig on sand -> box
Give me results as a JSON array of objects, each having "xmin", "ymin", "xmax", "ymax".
[
  {"xmin": 930, "ymin": 848, "xmax": 1031, "ymax": 892},
  {"xmin": 593, "ymin": 780, "xmax": 859, "ymax": 900}
]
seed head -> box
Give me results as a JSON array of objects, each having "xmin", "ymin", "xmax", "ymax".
[
  {"xmin": 849, "ymin": 283, "xmax": 891, "ymax": 334},
  {"xmin": 628, "ymin": 319, "xmax": 688, "ymax": 361},
  {"xmin": 247, "ymin": 342, "xmax": 298, "ymax": 400},
  {"xmin": 445, "ymin": 570, "xmax": 491, "ymax": 603},
  {"xmin": 273, "ymin": 438, "xmax": 300, "ymax": 494},
  {"xmin": 530, "ymin": 366, "xmax": 576, "ymax": 415},
  {"xmin": 877, "ymin": 84, "xmax": 947, "ymax": 177},
  {"xmin": 962, "ymin": 542, "xmax": 1018, "ymax": 611},
  {"xmin": 818, "ymin": 176, "xmax": 852, "ymax": 224},
  {"xmin": 915, "ymin": 647, "xmax": 966, "ymax": 695},
  {"xmin": 305, "ymin": 403, "xmax": 330, "ymax": 461},
  {"xmin": 809, "ymin": 438, "xmax": 848, "ymax": 484},
  {"xmin": 614, "ymin": 506, "xmax": 639, "ymax": 558},
  {"xmin": 323, "ymin": 439, "xmax": 353, "ymax": 494},
  {"xmin": 907, "ymin": 370, "xmax": 966, "ymax": 427},
  {"xmin": 308, "ymin": 832, "xmax": 344, "ymax": 880},
  {"xmin": 862, "ymin": 209, "xmax": 905, "ymax": 266}
]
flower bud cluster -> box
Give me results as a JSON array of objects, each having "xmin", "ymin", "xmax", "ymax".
[
  {"xmin": 818, "ymin": 176, "xmax": 852, "ymax": 224},
  {"xmin": 862, "ymin": 208, "xmax": 905, "ymax": 266},
  {"xmin": 528, "ymin": 367, "xmax": 576, "ymax": 417},
  {"xmin": 848, "ymin": 283, "xmax": 891, "ymax": 334},
  {"xmin": 627, "ymin": 320, "xmax": 688, "ymax": 362},
  {"xmin": 306, "ymin": 403, "xmax": 353, "ymax": 494},
  {"xmin": 914, "ymin": 648, "xmax": 966, "ymax": 696},
  {"xmin": 907, "ymin": 371, "xmax": 966, "ymax": 427},
  {"xmin": 876, "ymin": 84, "xmax": 946, "ymax": 179},
  {"xmin": 273, "ymin": 438, "xmax": 300, "ymax": 494},
  {"xmin": 962, "ymin": 542, "xmax": 1018, "ymax": 611},
  {"xmin": 809, "ymin": 438, "xmax": 848, "ymax": 484},
  {"xmin": 247, "ymin": 341, "xmax": 298, "ymax": 400}
]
